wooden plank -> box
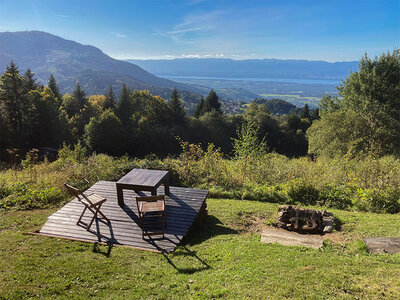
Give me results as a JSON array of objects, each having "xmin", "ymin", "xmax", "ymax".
[
  {"xmin": 50, "ymin": 207, "xmax": 199, "ymax": 225},
  {"xmin": 39, "ymin": 224, "xmax": 180, "ymax": 247},
  {"xmin": 39, "ymin": 228, "xmax": 177, "ymax": 252},
  {"xmin": 56, "ymin": 203, "xmax": 200, "ymax": 220},
  {"xmin": 45, "ymin": 215, "xmax": 192, "ymax": 235},
  {"xmin": 28, "ymin": 232, "xmax": 166, "ymax": 253}
]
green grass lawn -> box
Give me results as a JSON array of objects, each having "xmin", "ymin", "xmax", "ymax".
[{"xmin": 1, "ymin": 199, "xmax": 400, "ymax": 299}]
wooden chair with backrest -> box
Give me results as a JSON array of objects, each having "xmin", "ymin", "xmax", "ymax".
[
  {"xmin": 136, "ymin": 195, "xmax": 166, "ymax": 238},
  {"xmin": 64, "ymin": 183, "xmax": 110, "ymax": 231}
]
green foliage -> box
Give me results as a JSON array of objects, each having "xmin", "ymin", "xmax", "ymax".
[
  {"xmin": 85, "ymin": 109, "xmax": 126, "ymax": 155},
  {"xmin": 310, "ymin": 50, "xmax": 400, "ymax": 158},
  {"xmin": 1, "ymin": 185, "xmax": 63, "ymax": 210},
  {"xmin": 281, "ymin": 179, "xmax": 320, "ymax": 205},
  {"xmin": 103, "ymin": 85, "xmax": 116, "ymax": 110},
  {"xmin": 353, "ymin": 188, "xmax": 400, "ymax": 214},
  {"xmin": 307, "ymin": 110, "xmax": 370, "ymax": 158},
  {"xmin": 0, "ymin": 61, "xmax": 32, "ymax": 148},
  {"xmin": 233, "ymin": 122, "xmax": 267, "ymax": 160},
  {"xmin": 203, "ymin": 89, "xmax": 223, "ymax": 114},
  {"xmin": 48, "ymin": 74, "xmax": 62, "ymax": 100},
  {"xmin": 169, "ymin": 87, "xmax": 186, "ymax": 125},
  {"xmin": 116, "ymin": 83, "xmax": 133, "ymax": 125},
  {"xmin": 193, "ymin": 97, "xmax": 205, "ymax": 118}
]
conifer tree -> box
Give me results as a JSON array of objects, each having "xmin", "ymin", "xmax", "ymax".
[
  {"xmin": 169, "ymin": 87, "xmax": 186, "ymax": 124},
  {"xmin": 193, "ymin": 97, "xmax": 205, "ymax": 118},
  {"xmin": 23, "ymin": 68, "xmax": 38, "ymax": 91},
  {"xmin": 203, "ymin": 89, "xmax": 222, "ymax": 114},
  {"xmin": 0, "ymin": 61, "xmax": 28, "ymax": 147},
  {"xmin": 103, "ymin": 85, "xmax": 116, "ymax": 110},
  {"xmin": 300, "ymin": 103, "xmax": 310, "ymax": 119},
  {"xmin": 72, "ymin": 82, "xmax": 88, "ymax": 109},
  {"xmin": 117, "ymin": 83, "xmax": 133, "ymax": 125},
  {"xmin": 48, "ymin": 74, "xmax": 62, "ymax": 101}
]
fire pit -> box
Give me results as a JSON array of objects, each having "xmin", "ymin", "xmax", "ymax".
[{"xmin": 275, "ymin": 205, "xmax": 334, "ymax": 234}]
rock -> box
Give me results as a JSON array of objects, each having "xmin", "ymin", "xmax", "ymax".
[{"xmin": 363, "ymin": 238, "xmax": 400, "ymax": 254}]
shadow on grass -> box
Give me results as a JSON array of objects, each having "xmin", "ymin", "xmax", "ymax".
[
  {"xmin": 334, "ymin": 216, "xmax": 343, "ymax": 231},
  {"xmin": 161, "ymin": 214, "xmax": 237, "ymax": 274},
  {"xmin": 183, "ymin": 214, "xmax": 239, "ymax": 247},
  {"xmin": 92, "ymin": 242, "xmax": 113, "ymax": 257},
  {"xmin": 163, "ymin": 246, "xmax": 212, "ymax": 274}
]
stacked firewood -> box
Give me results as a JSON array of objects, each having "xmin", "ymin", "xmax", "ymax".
[{"xmin": 275, "ymin": 205, "xmax": 334, "ymax": 234}]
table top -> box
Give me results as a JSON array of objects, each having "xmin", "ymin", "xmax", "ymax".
[{"xmin": 117, "ymin": 168, "xmax": 169, "ymax": 187}]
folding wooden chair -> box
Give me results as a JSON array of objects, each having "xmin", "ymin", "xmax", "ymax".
[
  {"xmin": 136, "ymin": 195, "xmax": 166, "ymax": 238},
  {"xmin": 64, "ymin": 183, "xmax": 110, "ymax": 231}
]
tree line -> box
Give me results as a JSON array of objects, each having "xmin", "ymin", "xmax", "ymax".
[
  {"xmin": 0, "ymin": 61, "xmax": 316, "ymax": 160},
  {"xmin": 1, "ymin": 50, "xmax": 397, "ymax": 161}
]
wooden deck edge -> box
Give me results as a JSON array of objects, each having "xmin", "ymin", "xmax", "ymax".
[{"xmin": 25, "ymin": 231, "xmax": 169, "ymax": 253}]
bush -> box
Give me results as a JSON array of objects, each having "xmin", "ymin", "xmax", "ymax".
[
  {"xmin": 280, "ymin": 179, "xmax": 320, "ymax": 205},
  {"xmin": 1, "ymin": 186, "xmax": 64, "ymax": 210},
  {"xmin": 353, "ymin": 188, "xmax": 400, "ymax": 213}
]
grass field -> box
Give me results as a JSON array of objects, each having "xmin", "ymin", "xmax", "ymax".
[{"xmin": 1, "ymin": 198, "xmax": 400, "ymax": 299}]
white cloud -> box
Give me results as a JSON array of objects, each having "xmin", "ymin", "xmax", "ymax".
[
  {"xmin": 55, "ymin": 14, "xmax": 69, "ymax": 18},
  {"xmin": 111, "ymin": 31, "xmax": 127, "ymax": 38},
  {"xmin": 155, "ymin": 10, "xmax": 223, "ymax": 44}
]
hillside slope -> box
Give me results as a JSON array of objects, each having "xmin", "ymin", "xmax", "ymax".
[{"xmin": 0, "ymin": 31, "xmax": 196, "ymax": 96}]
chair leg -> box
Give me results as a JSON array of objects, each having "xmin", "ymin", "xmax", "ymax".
[
  {"xmin": 86, "ymin": 206, "xmax": 99, "ymax": 231},
  {"xmin": 97, "ymin": 203, "xmax": 110, "ymax": 223},
  {"xmin": 77, "ymin": 206, "xmax": 88, "ymax": 226},
  {"xmin": 87, "ymin": 210, "xmax": 98, "ymax": 231}
]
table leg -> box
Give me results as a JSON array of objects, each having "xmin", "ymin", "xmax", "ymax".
[
  {"xmin": 116, "ymin": 184, "xmax": 124, "ymax": 207},
  {"xmin": 164, "ymin": 173, "xmax": 170, "ymax": 195}
]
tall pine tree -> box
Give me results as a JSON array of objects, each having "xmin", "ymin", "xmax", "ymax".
[
  {"xmin": 117, "ymin": 83, "xmax": 134, "ymax": 125},
  {"xmin": 203, "ymin": 89, "xmax": 222, "ymax": 114},
  {"xmin": 169, "ymin": 88, "xmax": 186, "ymax": 125},
  {"xmin": 300, "ymin": 103, "xmax": 310, "ymax": 119},
  {"xmin": 103, "ymin": 85, "xmax": 116, "ymax": 110},
  {"xmin": 193, "ymin": 97, "xmax": 205, "ymax": 118},
  {"xmin": 0, "ymin": 61, "xmax": 29, "ymax": 148},
  {"xmin": 72, "ymin": 82, "xmax": 88, "ymax": 109},
  {"xmin": 48, "ymin": 74, "xmax": 62, "ymax": 101},
  {"xmin": 23, "ymin": 68, "xmax": 39, "ymax": 91}
]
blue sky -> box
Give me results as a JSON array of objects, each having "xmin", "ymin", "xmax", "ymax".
[{"xmin": 0, "ymin": 0, "xmax": 398, "ymax": 61}]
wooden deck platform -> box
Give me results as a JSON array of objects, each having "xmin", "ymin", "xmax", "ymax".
[{"xmin": 39, "ymin": 181, "xmax": 208, "ymax": 253}]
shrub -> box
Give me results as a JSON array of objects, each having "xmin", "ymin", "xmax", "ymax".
[
  {"xmin": 281, "ymin": 179, "xmax": 320, "ymax": 205},
  {"xmin": 353, "ymin": 188, "xmax": 400, "ymax": 213}
]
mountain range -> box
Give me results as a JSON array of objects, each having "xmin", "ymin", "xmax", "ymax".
[
  {"xmin": 0, "ymin": 31, "xmax": 357, "ymax": 105},
  {"xmin": 0, "ymin": 31, "xmax": 201, "ymax": 99}
]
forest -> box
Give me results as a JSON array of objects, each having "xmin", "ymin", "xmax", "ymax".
[{"xmin": 0, "ymin": 50, "xmax": 399, "ymax": 214}]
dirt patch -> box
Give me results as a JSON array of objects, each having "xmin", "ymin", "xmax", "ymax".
[
  {"xmin": 236, "ymin": 212, "xmax": 273, "ymax": 234},
  {"xmin": 322, "ymin": 232, "xmax": 352, "ymax": 244}
]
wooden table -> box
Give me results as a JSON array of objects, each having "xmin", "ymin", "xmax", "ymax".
[{"xmin": 116, "ymin": 168, "xmax": 170, "ymax": 207}]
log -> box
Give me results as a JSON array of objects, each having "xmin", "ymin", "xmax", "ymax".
[{"xmin": 275, "ymin": 205, "xmax": 335, "ymax": 234}]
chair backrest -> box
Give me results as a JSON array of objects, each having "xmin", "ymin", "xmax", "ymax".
[
  {"xmin": 136, "ymin": 195, "xmax": 165, "ymax": 211},
  {"xmin": 64, "ymin": 183, "xmax": 87, "ymax": 203}
]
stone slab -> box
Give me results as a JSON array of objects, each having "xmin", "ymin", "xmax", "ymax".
[
  {"xmin": 261, "ymin": 227, "xmax": 323, "ymax": 249},
  {"xmin": 363, "ymin": 237, "xmax": 400, "ymax": 254}
]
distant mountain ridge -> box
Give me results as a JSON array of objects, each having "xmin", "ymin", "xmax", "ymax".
[
  {"xmin": 0, "ymin": 31, "xmax": 199, "ymax": 97},
  {"xmin": 126, "ymin": 58, "xmax": 358, "ymax": 80}
]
